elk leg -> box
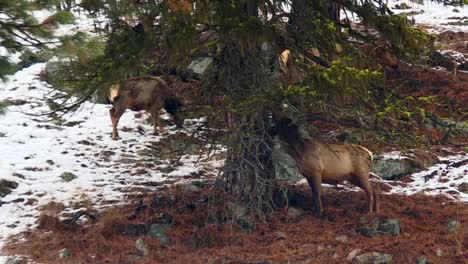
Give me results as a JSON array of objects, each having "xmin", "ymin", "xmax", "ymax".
[
  {"xmin": 351, "ymin": 176, "xmax": 374, "ymax": 213},
  {"xmin": 111, "ymin": 106, "xmax": 126, "ymax": 140},
  {"xmin": 306, "ymin": 176, "xmax": 322, "ymax": 215},
  {"xmin": 372, "ymin": 183, "xmax": 380, "ymax": 213},
  {"xmin": 110, "ymin": 108, "xmax": 118, "ymax": 140},
  {"xmin": 173, "ymin": 112, "xmax": 183, "ymax": 128},
  {"xmin": 152, "ymin": 110, "xmax": 165, "ymax": 135}
]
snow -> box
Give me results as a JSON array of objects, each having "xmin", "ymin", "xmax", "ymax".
[
  {"xmin": 387, "ymin": 0, "xmax": 468, "ymax": 33},
  {"xmin": 388, "ymin": 155, "xmax": 468, "ymax": 200},
  {"xmin": 1, "ymin": 1, "xmax": 467, "ymax": 263},
  {"xmin": 0, "ymin": 63, "xmax": 223, "ymax": 258}
]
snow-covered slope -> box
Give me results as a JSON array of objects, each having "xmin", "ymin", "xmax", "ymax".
[
  {"xmin": 0, "ymin": 1, "xmax": 467, "ymax": 263},
  {"xmin": 388, "ymin": 0, "xmax": 468, "ymax": 33},
  {"xmin": 0, "ymin": 63, "xmax": 222, "ymax": 255}
]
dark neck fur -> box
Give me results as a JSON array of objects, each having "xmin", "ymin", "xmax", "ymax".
[{"xmin": 276, "ymin": 118, "xmax": 305, "ymax": 157}]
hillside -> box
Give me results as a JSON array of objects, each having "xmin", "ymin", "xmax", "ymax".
[{"xmin": 0, "ymin": 1, "xmax": 467, "ymax": 263}]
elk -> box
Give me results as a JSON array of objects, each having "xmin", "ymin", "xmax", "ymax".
[
  {"xmin": 275, "ymin": 117, "xmax": 379, "ymax": 214},
  {"xmin": 108, "ymin": 76, "xmax": 183, "ymax": 140}
]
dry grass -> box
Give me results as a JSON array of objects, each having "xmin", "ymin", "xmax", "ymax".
[{"xmin": 3, "ymin": 183, "xmax": 467, "ymax": 264}]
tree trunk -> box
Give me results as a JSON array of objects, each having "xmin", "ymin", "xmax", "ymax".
[{"xmin": 215, "ymin": 1, "xmax": 279, "ymax": 217}]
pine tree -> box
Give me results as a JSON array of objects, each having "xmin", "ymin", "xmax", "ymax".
[
  {"xmin": 0, "ymin": 0, "xmax": 75, "ymax": 79},
  {"xmin": 51, "ymin": 0, "xmax": 466, "ymax": 218}
]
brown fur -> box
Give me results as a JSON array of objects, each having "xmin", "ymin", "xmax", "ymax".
[
  {"xmin": 276, "ymin": 118, "xmax": 378, "ymax": 214},
  {"xmin": 108, "ymin": 76, "xmax": 183, "ymax": 140}
]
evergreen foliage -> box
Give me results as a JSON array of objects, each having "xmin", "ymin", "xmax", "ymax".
[
  {"xmin": 33, "ymin": 0, "xmax": 467, "ymax": 218},
  {"xmin": 0, "ymin": 0, "xmax": 75, "ymax": 79}
]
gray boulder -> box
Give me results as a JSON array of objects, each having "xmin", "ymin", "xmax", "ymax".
[
  {"xmin": 354, "ymin": 252, "xmax": 393, "ymax": 264},
  {"xmin": 60, "ymin": 172, "xmax": 77, "ymax": 182},
  {"xmin": 149, "ymin": 223, "xmax": 171, "ymax": 245},
  {"xmin": 0, "ymin": 179, "xmax": 19, "ymax": 197},
  {"xmin": 187, "ymin": 57, "xmax": 213, "ymax": 76}
]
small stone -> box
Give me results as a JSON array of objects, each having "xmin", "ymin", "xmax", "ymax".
[
  {"xmin": 127, "ymin": 254, "xmax": 143, "ymax": 262},
  {"xmin": 135, "ymin": 238, "xmax": 148, "ymax": 256},
  {"xmin": 0, "ymin": 179, "xmax": 19, "ymax": 197},
  {"xmin": 58, "ymin": 248, "xmax": 71, "ymax": 258},
  {"xmin": 60, "ymin": 172, "xmax": 77, "ymax": 182},
  {"xmin": 357, "ymin": 227, "xmax": 379, "ymax": 237},
  {"xmin": 378, "ymin": 219, "xmax": 400, "ymax": 236},
  {"xmin": 46, "ymin": 160, "xmax": 55, "ymax": 165},
  {"xmin": 335, "ymin": 235, "xmax": 349, "ymax": 242},
  {"xmin": 183, "ymin": 182, "xmax": 202, "ymax": 192},
  {"xmin": 416, "ymin": 257, "xmax": 428, "ymax": 264},
  {"xmin": 436, "ymin": 248, "xmax": 444, "ymax": 257},
  {"xmin": 274, "ymin": 231, "xmax": 288, "ymax": 240},
  {"xmin": 354, "ymin": 252, "xmax": 392, "ymax": 264},
  {"xmin": 149, "ymin": 223, "xmax": 171, "ymax": 245},
  {"xmin": 5, "ymin": 256, "xmax": 27, "ymax": 264},
  {"xmin": 458, "ymin": 182, "xmax": 468, "ymax": 194},
  {"xmin": 447, "ymin": 220, "xmax": 460, "ymax": 234},
  {"xmin": 453, "ymin": 8, "xmax": 460, "ymax": 12},
  {"xmin": 332, "ymin": 253, "xmax": 340, "ymax": 259},
  {"xmin": 287, "ymin": 207, "xmax": 304, "ymax": 217},
  {"xmin": 347, "ymin": 249, "xmax": 362, "ymax": 261}
]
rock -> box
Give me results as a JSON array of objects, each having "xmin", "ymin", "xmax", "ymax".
[
  {"xmin": 135, "ymin": 238, "xmax": 149, "ymax": 256},
  {"xmin": 358, "ymin": 227, "xmax": 379, "ymax": 237},
  {"xmin": 436, "ymin": 248, "xmax": 444, "ymax": 257},
  {"xmin": 335, "ymin": 235, "xmax": 349, "ymax": 242},
  {"xmin": 416, "ymin": 257, "xmax": 428, "ymax": 264},
  {"xmin": 77, "ymin": 139, "xmax": 94, "ymax": 146},
  {"xmin": 447, "ymin": 220, "xmax": 460, "ymax": 234},
  {"xmin": 354, "ymin": 252, "xmax": 393, "ymax": 264},
  {"xmin": 149, "ymin": 223, "xmax": 171, "ymax": 245},
  {"xmin": 273, "ymin": 140, "xmax": 303, "ymax": 181},
  {"xmin": 287, "ymin": 207, "xmax": 304, "ymax": 218},
  {"xmin": 58, "ymin": 248, "xmax": 71, "ymax": 258},
  {"xmin": 458, "ymin": 182, "xmax": 468, "ymax": 194},
  {"xmin": 118, "ymin": 224, "xmax": 149, "ymax": 236},
  {"xmin": 372, "ymin": 158, "xmax": 416, "ymax": 180},
  {"xmin": 373, "ymin": 151, "xmax": 438, "ymax": 180},
  {"xmin": 5, "ymin": 256, "xmax": 28, "ymax": 264},
  {"xmin": 187, "ymin": 57, "xmax": 213, "ymax": 76},
  {"xmin": 358, "ymin": 218, "xmax": 400, "ymax": 237},
  {"xmin": 183, "ymin": 181, "xmax": 204, "ymax": 192},
  {"xmin": 378, "ymin": 219, "xmax": 400, "ymax": 236},
  {"xmin": 46, "ymin": 160, "xmax": 55, "ymax": 165},
  {"xmin": 274, "ymin": 231, "xmax": 288, "ymax": 240},
  {"xmin": 118, "ymin": 158, "xmax": 137, "ymax": 164},
  {"xmin": 127, "ymin": 254, "xmax": 144, "ymax": 262},
  {"xmin": 0, "ymin": 179, "xmax": 19, "ymax": 197},
  {"xmin": 347, "ymin": 249, "xmax": 362, "ymax": 261},
  {"xmin": 60, "ymin": 172, "xmax": 77, "ymax": 182},
  {"xmin": 159, "ymin": 213, "xmax": 174, "ymax": 225},
  {"xmin": 452, "ymin": 8, "xmax": 460, "ymax": 12},
  {"xmin": 394, "ymin": 3, "xmax": 411, "ymax": 9}
]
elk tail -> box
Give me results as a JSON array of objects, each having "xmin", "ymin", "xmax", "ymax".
[{"xmin": 108, "ymin": 84, "xmax": 120, "ymax": 105}]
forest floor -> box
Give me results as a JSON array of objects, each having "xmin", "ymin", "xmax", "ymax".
[{"xmin": 1, "ymin": 1, "xmax": 467, "ymax": 263}]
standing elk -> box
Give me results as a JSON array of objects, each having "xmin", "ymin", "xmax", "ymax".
[
  {"xmin": 275, "ymin": 117, "xmax": 379, "ymax": 214},
  {"xmin": 108, "ymin": 76, "xmax": 183, "ymax": 140}
]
